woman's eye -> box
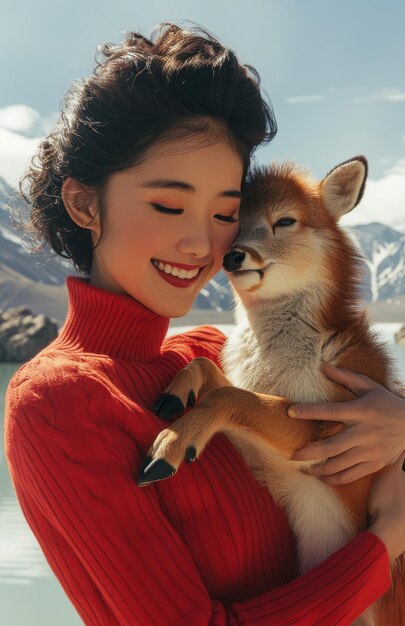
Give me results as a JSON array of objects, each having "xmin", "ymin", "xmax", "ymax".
[
  {"xmin": 215, "ymin": 214, "xmax": 239, "ymax": 223},
  {"xmin": 151, "ymin": 203, "xmax": 183, "ymax": 215},
  {"xmin": 274, "ymin": 217, "xmax": 296, "ymax": 227}
]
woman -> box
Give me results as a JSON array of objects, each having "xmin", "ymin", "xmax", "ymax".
[{"xmin": 5, "ymin": 23, "xmax": 405, "ymax": 626}]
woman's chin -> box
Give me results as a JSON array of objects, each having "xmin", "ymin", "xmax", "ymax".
[{"xmin": 151, "ymin": 299, "xmax": 194, "ymax": 319}]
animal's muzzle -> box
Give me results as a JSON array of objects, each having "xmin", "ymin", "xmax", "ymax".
[{"xmin": 223, "ymin": 250, "xmax": 246, "ymax": 272}]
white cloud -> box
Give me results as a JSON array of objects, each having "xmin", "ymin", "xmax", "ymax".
[
  {"xmin": 341, "ymin": 166, "xmax": 405, "ymax": 229},
  {"xmin": 285, "ymin": 94, "xmax": 325, "ymax": 104},
  {"xmin": 0, "ymin": 105, "xmax": 404, "ymax": 233},
  {"xmin": 384, "ymin": 159, "xmax": 405, "ymax": 177},
  {"xmin": 0, "ymin": 104, "xmax": 56, "ymax": 137},
  {"xmin": 0, "ymin": 105, "xmax": 58, "ymax": 190},
  {"xmin": 0, "ymin": 105, "xmax": 41, "ymax": 134},
  {"xmin": 0, "ymin": 127, "xmax": 42, "ymax": 190},
  {"xmin": 354, "ymin": 89, "xmax": 405, "ymax": 103}
]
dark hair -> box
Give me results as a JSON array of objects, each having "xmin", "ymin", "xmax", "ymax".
[{"xmin": 14, "ymin": 22, "xmax": 277, "ymax": 276}]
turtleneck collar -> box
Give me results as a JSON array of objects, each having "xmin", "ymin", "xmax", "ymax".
[{"xmin": 54, "ymin": 276, "xmax": 171, "ymax": 362}]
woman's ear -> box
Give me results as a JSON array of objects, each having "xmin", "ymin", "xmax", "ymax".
[
  {"xmin": 320, "ymin": 155, "xmax": 368, "ymax": 220},
  {"xmin": 61, "ymin": 177, "xmax": 100, "ymax": 235}
]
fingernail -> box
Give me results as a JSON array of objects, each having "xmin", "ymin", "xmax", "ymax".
[
  {"xmin": 185, "ymin": 446, "xmax": 197, "ymax": 463},
  {"xmin": 287, "ymin": 407, "xmax": 297, "ymax": 417},
  {"xmin": 151, "ymin": 393, "xmax": 185, "ymax": 420},
  {"xmin": 137, "ymin": 458, "xmax": 176, "ymax": 486}
]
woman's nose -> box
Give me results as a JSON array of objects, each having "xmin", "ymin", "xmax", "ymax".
[{"xmin": 177, "ymin": 229, "xmax": 212, "ymax": 258}]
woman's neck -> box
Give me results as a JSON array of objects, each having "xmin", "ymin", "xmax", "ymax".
[{"xmin": 53, "ymin": 276, "xmax": 171, "ymax": 362}]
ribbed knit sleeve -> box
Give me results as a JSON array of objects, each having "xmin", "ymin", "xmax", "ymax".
[{"xmin": 5, "ymin": 364, "xmax": 391, "ymax": 626}]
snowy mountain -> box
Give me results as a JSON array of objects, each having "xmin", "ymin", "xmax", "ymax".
[
  {"xmin": 348, "ymin": 223, "xmax": 405, "ymax": 302},
  {"xmin": 1, "ymin": 175, "xmax": 405, "ymax": 321},
  {"xmin": 196, "ymin": 222, "xmax": 405, "ymax": 311}
]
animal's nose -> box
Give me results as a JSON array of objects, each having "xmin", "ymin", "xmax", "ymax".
[{"xmin": 223, "ymin": 250, "xmax": 246, "ymax": 272}]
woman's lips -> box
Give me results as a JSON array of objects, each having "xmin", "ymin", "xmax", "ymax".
[
  {"xmin": 153, "ymin": 259, "xmax": 206, "ymax": 271},
  {"xmin": 151, "ymin": 262, "xmax": 204, "ymax": 289}
]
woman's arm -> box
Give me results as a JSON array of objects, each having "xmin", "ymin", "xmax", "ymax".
[
  {"xmin": 5, "ymin": 376, "xmax": 391, "ymax": 626},
  {"xmin": 289, "ymin": 362, "xmax": 405, "ymax": 484}
]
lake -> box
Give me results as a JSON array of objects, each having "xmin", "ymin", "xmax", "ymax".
[{"xmin": 1, "ymin": 323, "xmax": 405, "ymax": 626}]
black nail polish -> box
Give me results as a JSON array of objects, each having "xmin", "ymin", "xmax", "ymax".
[
  {"xmin": 137, "ymin": 458, "xmax": 176, "ymax": 486},
  {"xmin": 187, "ymin": 390, "xmax": 196, "ymax": 407},
  {"xmin": 185, "ymin": 446, "xmax": 197, "ymax": 463}
]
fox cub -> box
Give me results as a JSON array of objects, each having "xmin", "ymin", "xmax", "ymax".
[{"xmin": 138, "ymin": 156, "xmax": 405, "ymax": 626}]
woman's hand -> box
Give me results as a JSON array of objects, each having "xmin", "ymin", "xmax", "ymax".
[
  {"xmin": 367, "ymin": 451, "xmax": 405, "ymax": 562},
  {"xmin": 288, "ymin": 362, "xmax": 405, "ymax": 485}
]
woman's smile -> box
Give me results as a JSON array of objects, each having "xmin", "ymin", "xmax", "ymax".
[
  {"xmin": 151, "ymin": 258, "xmax": 206, "ymax": 288},
  {"xmin": 84, "ymin": 138, "xmax": 243, "ymax": 317}
]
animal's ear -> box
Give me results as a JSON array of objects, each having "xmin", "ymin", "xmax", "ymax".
[{"xmin": 321, "ymin": 156, "xmax": 368, "ymax": 219}]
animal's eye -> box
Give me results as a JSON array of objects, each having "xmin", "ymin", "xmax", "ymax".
[
  {"xmin": 274, "ymin": 217, "xmax": 296, "ymax": 227},
  {"xmin": 151, "ymin": 203, "xmax": 183, "ymax": 215}
]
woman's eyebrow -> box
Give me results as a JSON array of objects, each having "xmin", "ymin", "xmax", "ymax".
[{"xmin": 140, "ymin": 178, "xmax": 241, "ymax": 199}]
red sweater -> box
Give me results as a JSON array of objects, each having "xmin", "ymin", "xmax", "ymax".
[{"xmin": 4, "ymin": 276, "xmax": 390, "ymax": 626}]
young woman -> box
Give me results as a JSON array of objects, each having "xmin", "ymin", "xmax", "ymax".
[{"xmin": 5, "ymin": 23, "xmax": 405, "ymax": 626}]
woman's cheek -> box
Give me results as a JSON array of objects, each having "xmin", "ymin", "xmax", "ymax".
[
  {"xmin": 208, "ymin": 225, "xmax": 240, "ymax": 276},
  {"xmin": 220, "ymin": 223, "xmax": 240, "ymax": 253}
]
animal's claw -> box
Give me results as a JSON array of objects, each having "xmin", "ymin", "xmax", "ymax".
[
  {"xmin": 185, "ymin": 446, "xmax": 197, "ymax": 463},
  {"xmin": 137, "ymin": 457, "xmax": 177, "ymax": 487},
  {"xmin": 151, "ymin": 393, "xmax": 185, "ymax": 420}
]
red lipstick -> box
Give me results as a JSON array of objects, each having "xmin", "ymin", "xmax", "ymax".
[
  {"xmin": 151, "ymin": 260, "xmax": 204, "ymax": 289},
  {"xmin": 152, "ymin": 258, "xmax": 206, "ymax": 270}
]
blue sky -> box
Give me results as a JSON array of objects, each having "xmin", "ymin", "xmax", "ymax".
[{"xmin": 1, "ymin": 0, "xmax": 405, "ymax": 226}]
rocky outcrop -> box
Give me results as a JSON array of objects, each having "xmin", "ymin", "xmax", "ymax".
[
  {"xmin": 394, "ymin": 325, "xmax": 405, "ymax": 345},
  {"xmin": 0, "ymin": 305, "xmax": 58, "ymax": 362}
]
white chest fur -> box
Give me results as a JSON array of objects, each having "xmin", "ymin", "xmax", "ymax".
[
  {"xmin": 221, "ymin": 295, "xmax": 339, "ymax": 402},
  {"xmin": 219, "ymin": 295, "xmax": 378, "ymax": 625}
]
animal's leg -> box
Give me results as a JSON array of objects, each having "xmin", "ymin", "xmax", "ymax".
[
  {"xmin": 152, "ymin": 356, "xmax": 232, "ymax": 420},
  {"xmin": 138, "ymin": 386, "xmax": 316, "ymax": 486}
]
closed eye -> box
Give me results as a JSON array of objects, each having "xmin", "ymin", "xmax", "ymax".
[
  {"xmin": 151, "ymin": 203, "xmax": 183, "ymax": 215},
  {"xmin": 151, "ymin": 203, "xmax": 239, "ymax": 223},
  {"xmin": 215, "ymin": 214, "xmax": 239, "ymax": 223},
  {"xmin": 274, "ymin": 217, "xmax": 296, "ymax": 227}
]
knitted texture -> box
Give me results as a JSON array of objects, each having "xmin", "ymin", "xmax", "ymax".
[{"xmin": 5, "ymin": 276, "xmax": 391, "ymax": 625}]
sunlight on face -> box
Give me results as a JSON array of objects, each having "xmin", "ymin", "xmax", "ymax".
[{"xmin": 89, "ymin": 135, "xmax": 243, "ymax": 317}]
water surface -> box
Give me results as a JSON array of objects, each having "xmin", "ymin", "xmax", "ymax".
[{"xmin": 1, "ymin": 324, "xmax": 405, "ymax": 625}]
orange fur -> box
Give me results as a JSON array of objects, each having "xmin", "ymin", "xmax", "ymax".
[{"xmin": 147, "ymin": 157, "xmax": 405, "ymax": 624}]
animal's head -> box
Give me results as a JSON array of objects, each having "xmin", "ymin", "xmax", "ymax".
[{"xmin": 223, "ymin": 156, "xmax": 368, "ymax": 307}]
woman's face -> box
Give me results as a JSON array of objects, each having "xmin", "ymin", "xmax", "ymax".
[{"xmin": 89, "ymin": 136, "xmax": 243, "ymax": 317}]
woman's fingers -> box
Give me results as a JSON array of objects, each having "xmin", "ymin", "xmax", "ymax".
[
  {"xmin": 292, "ymin": 429, "xmax": 354, "ymax": 461},
  {"xmin": 287, "ymin": 400, "xmax": 353, "ymax": 421},
  {"xmin": 287, "ymin": 364, "xmax": 381, "ymax": 421},
  {"xmin": 287, "ymin": 365, "xmax": 405, "ymax": 479},
  {"xmin": 309, "ymin": 448, "xmax": 384, "ymax": 478},
  {"xmin": 368, "ymin": 451, "xmax": 405, "ymax": 512},
  {"xmin": 317, "ymin": 461, "xmax": 380, "ymax": 485},
  {"xmin": 320, "ymin": 362, "xmax": 381, "ymax": 395}
]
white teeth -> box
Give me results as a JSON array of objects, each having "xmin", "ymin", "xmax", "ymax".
[{"xmin": 152, "ymin": 260, "xmax": 200, "ymax": 280}]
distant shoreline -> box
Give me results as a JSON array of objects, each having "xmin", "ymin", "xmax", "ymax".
[{"xmin": 169, "ymin": 299, "xmax": 405, "ymax": 328}]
